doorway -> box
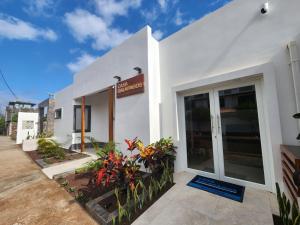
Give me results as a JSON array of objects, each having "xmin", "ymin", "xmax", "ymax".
[{"xmin": 183, "ymin": 81, "xmax": 267, "ymax": 188}]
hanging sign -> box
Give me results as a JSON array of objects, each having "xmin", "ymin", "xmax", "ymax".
[{"xmin": 116, "ymin": 74, "xmax": 144, "ymax": 98}]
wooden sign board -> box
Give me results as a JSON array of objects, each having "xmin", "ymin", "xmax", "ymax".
[{"xmin": 116, "ymin": 74, "xmax": 144, "ymax": 98}]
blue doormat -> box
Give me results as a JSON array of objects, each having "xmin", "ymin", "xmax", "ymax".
[{"xmin": 187, "ymin": 175, "xmax": 245, "ymax": 202}]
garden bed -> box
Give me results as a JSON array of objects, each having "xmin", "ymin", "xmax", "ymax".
[
  {"xmin": 53, "ymin": 137, "xmax": 176, "ymax": 225},
  {"xmin": 89, "ymin": 178, "xmax": 174, "ymax": 225},
  {"xmin": 55, "ymin": 171, "xmax": 115, "ymax": 204},
  {"xmin": 272, "ymin": 214, "xmax": 283, "ymax": 225},
  {"xmin": 55, "ymin": 171, "xmax": 174, "ymax": 225},
  {"xmin": 26, "ymin": 149, "xmax": 88, "ymax": 168}
]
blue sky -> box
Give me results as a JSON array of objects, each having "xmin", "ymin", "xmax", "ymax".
[{"xmin": 0, "ymin": 0, "xmax": 231, "ymax": 112}]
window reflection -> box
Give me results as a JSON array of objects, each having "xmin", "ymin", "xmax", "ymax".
[
  {"xmin": 184, "ymin": 93, "xmax": 214, "ymax": 173},
  {"xmin": 219, "ymin": 85, "xmax": 265, "ymax": 184}
]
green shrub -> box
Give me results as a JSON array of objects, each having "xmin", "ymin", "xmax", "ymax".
[
  {"xmin": 276, "ymin": 183, "xmax": 300, "ymax": 225},
  {"xmin": 37, "ymin": 138, "xmax": 65, "ymax": 159},
  {"xmin": 37, "ymin": 132, "xmax": 53, "ymax": 138},
  {"xmin": 75, "ymin": 138, "xmax": 119, "ymax": 174},
  {"xmin": 11, "ymin": 114, "xmax": 18, "ymax": 122},
  {"xmin": 68, "ymin": 187, "xmax": 76, "ymax": 193}
]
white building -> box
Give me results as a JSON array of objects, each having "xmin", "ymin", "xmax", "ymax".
[{"xmin": 54, "ymin": 0, "xmax": 300, "ymax": 195}]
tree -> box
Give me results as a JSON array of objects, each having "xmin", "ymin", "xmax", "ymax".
[{"xmin": 11, "ymin": 113, "xmax": 18, "ymax": 122}]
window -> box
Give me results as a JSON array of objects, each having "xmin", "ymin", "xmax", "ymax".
[
  {"xmin": 43, "ymin": 106, "xmax": 48, "ymax": 118},
  {"xmin": 55, "ymin": 108, "xmax": 62, "ymax": 119},
  {"xmin": 73, "ymin": 105, "xmax": 91, "ymax": 133}
]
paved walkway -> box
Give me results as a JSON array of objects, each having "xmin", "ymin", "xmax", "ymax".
[
  {"xmin": 0, "ymin": 136, "xmax": 97, "ymax": 225},
  {"xmin": 133, "ymin": 172, "xmax": 279, "ymax": 225}
]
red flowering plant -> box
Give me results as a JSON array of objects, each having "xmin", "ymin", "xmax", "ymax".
[
  {"xmin": 124, "ymin": 155, "xmax": 141, "ymax": 191},
  {"xmin": 125, "ymin": 137, "xmax": 176, "ymax": 173},
  {"xmin": 125, "ymin": 138, "xmax": 137, "ymax": 152},
  {"xmin": 96, "ymin": 151, "xmax": 125, "ymax": 187},
  {"xmin": 95, "ymin": 137, "xmax": 176, "ymax": 189},
  {"xmin": 136, "ymin": 141, "xmax": 156, "ymax": 171},
  {"xmin": 96, "ymin": 140, "xmax": 142, "ymax": 190}
]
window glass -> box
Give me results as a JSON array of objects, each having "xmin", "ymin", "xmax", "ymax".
[
  {"xmin": 74, "ymin": 106, "xmax": 91, "ymax": 132},
  {"xmin": 184, "ymin": 93, "xmax": 214, "ymax": 173},
  {"xmin": 43, "ymin": 106, "xmax": 48, "ymax": 117},
  {"xmin": 55, "ymin": 108, "xmax": 62, "ymax": 119},
  {"xmin": 219, "ymin": 85, "xmax": 265, "ymax": 184}
]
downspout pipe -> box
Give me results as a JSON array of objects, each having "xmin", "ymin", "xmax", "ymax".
[{"xmin": 287, "ymin": 41, "xmax": 300, "ymax": 131}]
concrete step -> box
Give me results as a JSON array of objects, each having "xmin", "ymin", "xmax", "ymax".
[{"xmin": 41, "ymin": 156, "xmax": 94, "ymax": 179}]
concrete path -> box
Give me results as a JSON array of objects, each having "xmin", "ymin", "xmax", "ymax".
[
  {"xmin": 42, "ymin": 156, "xmax": 93, "ymax": 179},
  {"xmin": 133, "ymin": 172, "xmax": 279, "ymax": 225},
  {"xmin": 0, "ymin": 136, "xmax": 97, "ymax": 225}
]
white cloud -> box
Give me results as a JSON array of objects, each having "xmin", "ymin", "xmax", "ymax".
[
  {"xmin": 153, "ymin": 30, "xmax": 163, "ymax": 40},
  {"xmin": 210, "ymin": 0, "xmax": 224, "ymax": 6},
  {"xmin": 157, "ymin": 0, "xmax": 178, "ymax": 12},
  {"xmin": 94, "ymin": 0, "xmax": 142, "ymax": 23},
  {"xmin": 157, "ymin": 0, "xmax": 167, "ymax": 10},
  {"xmin": 174, "ymin": 9, "xmax": 185, "ymax": 26},
  {"xmin": 141, "ymin": 8, "xmax": 159, "ymax": 23},
  {"xmin": 64, "ymin": 9, "xmax": 131, "ymax": 50},
  {"xmin": 0, "ymin": 14, "xmax": 57, "ymax": 41},
  {"xmin": 23, "ymin": 0, "xmax": 55, "ymax": 17},
  {"xmin": 67, "ymin": 53, "xmax": 97, "ymax": 74}
]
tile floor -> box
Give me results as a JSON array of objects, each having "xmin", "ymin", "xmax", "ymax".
[{"xmin": 133, "ymin": 172, "xmax": 278, "ymax": 225}]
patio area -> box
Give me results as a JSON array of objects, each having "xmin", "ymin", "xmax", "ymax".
[{"xmin": 133, "ymin": 172, "xmax": 278, "ymax": 225}]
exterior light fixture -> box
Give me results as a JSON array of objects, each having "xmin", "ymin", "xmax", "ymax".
[
  {"xmin": 293, "ymin": 113, "xmax": 300, "ymax": 140},
  {"xmin": 133, "ymin": 67, "xmax": 142, "ymax": 74},
  {"xmin": 261, "ymin": 2, "xmax": 269, "ymax": 14},
  {"xmin": 113, "ymin": 76, "xmax": 121, "ymax": 82}
]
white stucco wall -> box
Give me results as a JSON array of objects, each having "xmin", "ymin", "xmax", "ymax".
[
  {"xmin": 72, "ymin": 92, "xmax": 109, "ymax": 144},
  {"xmin": 52, "ymin": 0, "xmax": 300, "ymax": 192},
  {"xmin": 53, "ymin": 85, "xmax": 74, "ymax": 146},
  {"xmin": 54, "ymin": 26, "xmax": 161, "ymax": 153},
  {"xmin": 159, "ymin": 0, "xmax": 300, "ymax": 190},
  {"xmin": 148, "ymin": 32, "xmax": 162, "ymax": 142},
  {"xmin": 16, "ymin": 112, "xmax": 39, "ymax": 144},
  {"xmin": 87, "ymin": 92, "xmax": 109, "ymax": 142},
  {"xmin": 160, "ymin": 0, "xmax": 300, "ymax": 142},
  {"xmin": 73, "ymin": 27, "xmax": 150, "ymax": 152}
]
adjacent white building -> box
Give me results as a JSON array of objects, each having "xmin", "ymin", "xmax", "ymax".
[{"xmin": 53, "ymin": 0, "xmax": 300, "ymax": 194}]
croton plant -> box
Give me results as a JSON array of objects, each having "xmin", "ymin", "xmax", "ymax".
[{"xmin": 94, "ymin": 137, "xmax": 176, "ymax": 191}]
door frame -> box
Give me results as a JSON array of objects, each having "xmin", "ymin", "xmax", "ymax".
[
  {"xmin": 178, "ymin": 77, "xmax": 272, "ymax": 190},
  {"xmin": 213, "ymin": 80, "xmax": 271, "ymax": 190},
  {"xmin": 181, "ymin": 88, "xmax": 221, "ymax": 180}
]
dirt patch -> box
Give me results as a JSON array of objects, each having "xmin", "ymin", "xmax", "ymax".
[
  {"xmin": 0, "ymin": 136, "xmax": 97, "ymax": 225},
  {"xmin": 56, "ymin": 172, "xmax": 115, "ymax": 205},
  {"xmin": 26, "ymin": 150, "xmax": 88, "ymax": 166}
]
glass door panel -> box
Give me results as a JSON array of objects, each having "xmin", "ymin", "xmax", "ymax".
[
  {"xmin": 218, "ymin": 85, "xmax": 265, "ymax": 184},
  {"xmin": 184, "ymin": 93, "xmax": 215, "ymax": 173}
]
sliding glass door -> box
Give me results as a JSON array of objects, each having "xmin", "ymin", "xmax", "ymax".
[{"xmin": 184, "ymin": 82, "xmax": 266, "ymax": 186}]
